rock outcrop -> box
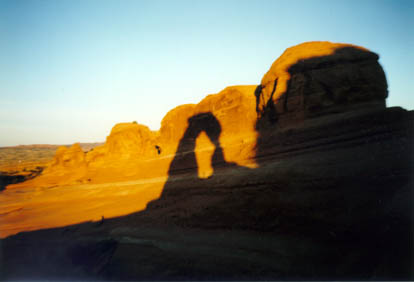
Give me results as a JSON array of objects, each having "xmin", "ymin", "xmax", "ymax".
[
  {"xmin": 89, "ymin": 85, "xmax": 258, "ymax": 170},
  {"xmin": 86, "ymin": 122, "xmax": 157, "ymax": 166},
  {"xmin": 257, "ymin": 41, "xmax": 388, "ymax": 126},
  {"xmin": 2, "ymin": 42, "xmax": 402, "ymax": 188},
  {"xmin": 103, "ymin": 123, "xmax": 156, "ymax": 159},
  {"xmin": 158, "ymin": 85, "xmax": 257, "ymax": 145},
  {"xmin": 10, "ymin": 85, "xmax": 258, "ymax": 187},
  {"xmin": 1, "ymin": 41, "xmax": 412, "ymax": 281},
  {"xmin": 158, "ymin": 85, "xmax": 258, "ymax": 165},
  {"xmin": 46, "ymin": 143, "xmax": 86, "ymax": 171},
  {"xmin": 158, "ymin": 104, "xmax": 197, "ymax": 150}
]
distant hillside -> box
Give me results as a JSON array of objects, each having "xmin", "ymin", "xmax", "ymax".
[
  {"xmin": 1, "ymin": 143, "xmax": 103, "ymax": 150},
  {"xmin": 0, "ymin": 143, "xmax": 103, "ymax": 169}
]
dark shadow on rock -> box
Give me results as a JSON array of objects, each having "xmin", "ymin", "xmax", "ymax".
[
  {"xmin": 0, "ymin": 166, "xmax": 43, "ymax": 191},
  {"xmin": 254, "ymin": 46, "xmax": 389, "ymax": 161},
  {"xmin": 252, "ymin": 46, "xmax": 412, "ymax": 280},
  {"xmin": 145, "ymin": 112, "xmax": 246, "ymax": 217},
  {"xmin": 1, "ymin": 46, "xmax": 412, "ymax": 281}
]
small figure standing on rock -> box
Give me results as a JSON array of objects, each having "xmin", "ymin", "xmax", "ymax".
[{"xmin": 155, "ymin": 145, "xmax": 162, "ymax": 155}]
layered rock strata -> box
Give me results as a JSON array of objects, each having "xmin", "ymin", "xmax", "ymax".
[
  {"xmin": 256, "ymin": 41, "xmax": 388, "ymax": 126},
  {"xmin": 1, "ymin": 41, "xmax": 412, "ymax": 280}
]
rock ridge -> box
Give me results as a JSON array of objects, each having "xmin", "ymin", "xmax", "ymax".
[
  {"xmin": 3, "ymin": 41, "xmax": 395, "ymax": 188},
  {"xmin": 1, "ymin": 41, "xmax": 412, "ymax": 280}
]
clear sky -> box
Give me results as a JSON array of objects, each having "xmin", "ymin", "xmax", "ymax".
[{"xmin": 0, "ymin": 0, "xmax": 412, "ymax": 146}]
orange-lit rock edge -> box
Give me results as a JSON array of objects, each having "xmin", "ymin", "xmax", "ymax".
[
  {"xmin": 0, "ymin": 41, "xmax": 390, "ymax": 239},
  {"xmin": 0, "ymin": 85, "xmax": 259, "ymax": 238},
  {"xmin": 257, "ymin": 41, "xmax": 386, "ymax": 119},
  {"xmin": 10, "ymin": 84, "xmax": 258, "ymax": 189},
  {"xmin": 260, "ymin": 41, "xmax": 370, "ymax": 104}
]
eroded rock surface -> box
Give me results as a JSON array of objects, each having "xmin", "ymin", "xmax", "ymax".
[
  {"xmin": 48, "ymin": 143, "xmax": 86, "ymax": 170},
  {"xmin": 257, "ymin": 41, "xmax": 388, "ymax": 126},
  {"xmin": 1, "ymin": 41, "xmax": 412, "ymax": 281},
  {"xmin": 9, "ymin": 85, "xmax": 258, "ymax": 188},
  {"xmin": 86, "ymin": 122, "xmax": 157, "ymax": 166}
]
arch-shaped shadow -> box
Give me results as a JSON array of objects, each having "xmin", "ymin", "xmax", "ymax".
[
  {"xmin": 146, "ymin": 112, "xmax": 244, "ymax": 214},
  {"xmin": 1, "ymin": 46, "xmax": 411, "ymax": 281}
]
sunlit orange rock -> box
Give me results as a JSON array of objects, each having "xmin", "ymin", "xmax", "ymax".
[
  {"xmin": 105, "ymin": 123, "xmax": 156, "ymax": 158},
  {"xmin": 195, "ymin": 85, "xmax": 257, "ymax": 139},
  {"xmin": 20, "ymin": 85, "xmax": 258, "ymax": 189},
  {"xmin": 156, "ymin": 85, "xmax": 258, "ymax": 163},
  {"xmin": 157, "ymin": 104, "xmax": 197, "ymax": 156},
  {"xmin": 0, "ymin": 84, "xmax": 260, "ymax": 237},
  {"xmin": 46, "ymin": 143, "xmax": 86, "ymax": 171},
  {"xmin": 11, "ymin": 42, "xmax": 390, "ymax": 187},
  {"xmin": 193, "ymin": 85, "xmax": 258, "ymax": 166},
  {"xmin": 1, "ymin": 41, "xmax": 412, "ymax": 269},
  {"xmin": 257, "ymin": 41, "xmax": 388, "ymax": 125},
  {"xmin": 86, "ymin": 122, "xmax": 158, "ymax": 166}
]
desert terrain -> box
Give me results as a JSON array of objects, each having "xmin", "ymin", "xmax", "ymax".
[
  {"xmin": 0, "ymin": 143, "xmax": 102, "ymax": 191},
  {"xmin": 0, "ymin": 42, "xmax": 412, "ymax": 280}
]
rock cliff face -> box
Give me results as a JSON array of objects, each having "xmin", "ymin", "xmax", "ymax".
[
  {"xmin": 1, "ymin": 41, "xmax": 412, "ymax": 280},
  {"xmin": 85, "ymin": 122, "xmax": 157, "ymax": 166},
  {"xmin": 158, "ymin": 104, "xmax": 197, "ymax": 153},
  {"xmin": 48, "ymin": 143, "xmax": 86, "ymax": 169},
  {"xmin": 44, "ymin": 143, "xmax": 87, "ymax": 177},
  {"xmin": 150, "ymin": 85, "xmax": 258, "ymax": 160},
  {"xmin": 257, "ymin": 41, "xmax": 388, "ymax": 127},
  {"xmin": 101, "ymin": 123, "xmax": 156, "ymax": 159},
  {"xmin": 22, "ymin": 85, "xmax": 258, "ymax": 186}
]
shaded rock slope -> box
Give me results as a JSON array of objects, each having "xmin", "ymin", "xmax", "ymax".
[{"xmin": 1, "ymin": 41, "xmax": 412, "ymax": 280}]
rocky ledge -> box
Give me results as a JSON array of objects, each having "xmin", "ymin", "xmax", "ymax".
[{"xmin": 0, "ymin": 41, "xmax": 412, "ymax": 280}]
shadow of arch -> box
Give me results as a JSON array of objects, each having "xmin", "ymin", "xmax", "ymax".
[
  {"xmin": 1, "ymin": 45, "xmax": 412, "ymax": 281},
  {"xmin": 146, "ymin": 112, "xmax": 244, "ymax": 212}
]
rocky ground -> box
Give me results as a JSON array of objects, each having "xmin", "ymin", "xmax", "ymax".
[
  {"xmin": 0, "ymin": 41, "xmax": 412, "ymax": 280},
  {"xmin": 1, "ymin": 106, "xmax": 412, "ymax": 280},
  {"xmin": 0, "ymin": 143, "xmax": 102, "ymax": 191}
]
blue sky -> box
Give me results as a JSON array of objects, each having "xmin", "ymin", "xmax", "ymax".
[{"xmin": 0, "ymin": 0, "xmax": 412, "ymax": 146}]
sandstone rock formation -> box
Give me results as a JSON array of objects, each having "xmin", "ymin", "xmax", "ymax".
[
  {"xmin": 86, "ymin": 122, "xmax": 157, "ymax": 166},
  {"xmin": 257, "ymin": 41, "xmax": 388, "ymax": 126},
  {"xmin": 160, "ymin": 85, "xmax": 258, "ymax": 166},
  {"xmin": 46, "ymin": 143, "xmax": 86, "ymax": 172},
  {"xmin": 158, "ymin": 86, "xmax": 257, "ymax": 149},
  {"xmin": 6, "ymin": 85, "xmax": 258, "ymax": 188},
  {"xmin": 158, "ymin": 104, "xmax": 197, "ymax": 152},
  {"xmin": 1, "ymin": 41, "xmax": 412, "ymax": 281}
]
